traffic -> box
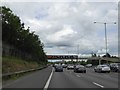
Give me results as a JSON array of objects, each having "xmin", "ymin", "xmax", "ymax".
[
  {"xmin": 52, "ymin": 62, "xmax": 120, "ymax": 73},
  {"xmin": 49, "ymin": 62, "xmax": 119, "ymax": 88},
  {"xmin": 2, "ymin": 2, "xmax": 119, "ymax": 89}
]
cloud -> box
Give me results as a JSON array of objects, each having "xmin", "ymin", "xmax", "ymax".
[
  {"xmin": 2, "ymin": 2, "xmax": 118, "ymax": 56},
  {"xmin": 46, "ymin": 25, "xmax": 77, "ymax": 43},
  {"xmin": 97, "ymin": 49, "xmax": 109, "ymax": 54}
]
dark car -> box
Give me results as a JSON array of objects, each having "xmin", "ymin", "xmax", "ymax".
[
  {"xmin": 110, "ymin": 63, "xmax": 120, "ymax": 72},
  {"xmin": 53, "ymin": 64, "xmax": 58, "ymax": 68},
  {"xmin": 94, "ymin": 65, "xmax": 110, "ymax": 73},
  {"xmin": 74, "ymin": 65, "xmax": 86, "ymax": 73},
  {"xmin": 55, "ymin": 65, "xmax": 63, "ymax": 72}
]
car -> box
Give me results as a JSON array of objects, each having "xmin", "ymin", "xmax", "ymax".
[
  {"xmin": 52, "ymin": 64, "xmax": 55, "ymax": 67},
  {"xmin": 74, "ymin": 65, "xmax": 86, "ymax": 73},
  {"xmin": 110, "ymin": 63, "xmax": 120, "ymax": 72},
  {"xmin": 67, "ymin": 64, "xmax": 74, "ymax": 70},
  {"xmin": 54, "ymin": 65, "xmax": 63, "ymax": 72},
  {"xmin": 86, "ymin": 64, "xmax": 92, "ymax": 68},
  {"xmin": 62, "ymin": 64, "xmax": 67, "ymax": 68},
  {"xmin": 94, "ymin": 65, "xmax": 110, "ymax": 73},
  {"xmin": 53, "ymin": 64, "xmax": 58, "ymax": 68}
]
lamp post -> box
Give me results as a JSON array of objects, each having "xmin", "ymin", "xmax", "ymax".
[
  {"xmin": 94, "ymin": 22, "xmax": 116, "ymax": 56},
  {"xmin": 76, "ymin": 44, "xmax": 79, "ymax": 63}
]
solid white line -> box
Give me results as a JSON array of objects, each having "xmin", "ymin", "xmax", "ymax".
[
  {"xmin": 44, "ymin": 67, "xmax": 53, "ymax": 90},
  {"xmin": 93, "ymin": 82, "xmax": 104, "ymax": 88},
  {"xmin": 76, "ymin": 75, "xmax": 81, "ymax": 77}
]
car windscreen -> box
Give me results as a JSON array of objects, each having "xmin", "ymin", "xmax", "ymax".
[
  {"xmin": 101, "ymin": 65, "xmax": 108, "ymax": 67},
  {"xmin": 56, "ymin": 65, "xmax": 62, "ymax": 68},
  {"xmin": 76, "ymin": 65, "xmax": 84, "ymax": 68}
]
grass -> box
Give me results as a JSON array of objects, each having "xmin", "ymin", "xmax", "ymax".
[
  {"xmin": 2, "ymin": 56, "xmax": 47, "ymax": 82},
  {"xmin": 2, "ymin": 56, "xmax": 43, "ymax": 74}
]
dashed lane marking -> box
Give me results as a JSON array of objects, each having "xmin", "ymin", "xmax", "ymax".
[
  {"xmin": 93, "ymin": 82, "xmax": 104, "ymax": 88},
  {"xmin": 76, "ymin": 75, "xmax": 81, "ymax": 77}
]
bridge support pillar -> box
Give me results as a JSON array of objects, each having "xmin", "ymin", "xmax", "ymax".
[
  {"xmin": 76, "ymin": 56, "xmax": 79, "ymax": 63},
  {"xmin": 62, "ymin": 59, "xmax": 64, "ymax": 63},
  {"xmin": 71, "ymin": 59, "xmax": 73, "ymax": 63},
  {"xmin": 99, "ymin": 59, "xmax": 101, "ymax": 65}
]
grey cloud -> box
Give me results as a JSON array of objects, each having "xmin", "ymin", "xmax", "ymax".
[{"xmin": 3, "ymin": 2, "xmax": 118, "ymax": 56}]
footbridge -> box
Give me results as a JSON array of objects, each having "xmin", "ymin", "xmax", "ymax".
[{"xmin": 47, "ymin": 55, "xmax": 120, "ymax": 64}]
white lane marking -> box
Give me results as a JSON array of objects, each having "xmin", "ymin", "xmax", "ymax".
[
  {"xmin": 93, "ymin": 82, "xmax": 104, "ymax": 88},
  {"xmin": 76, "ymin": 75, "xmax": 81, "ymax": 77},
  {"xmin": 44, "ymin": 67, "xmax": 53, "ymax": 90}
]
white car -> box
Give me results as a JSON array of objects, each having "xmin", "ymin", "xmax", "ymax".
[
  {"xmin": 94, "ymin": 65, "xmax": 110, "ymax": 73},
  {"xmin": 86, "ymin": 64, "xmax": 92, "ymax": 67},
  {"xmin": 67, "ymin": 64, "xmax": 74, "ymax": 70}
]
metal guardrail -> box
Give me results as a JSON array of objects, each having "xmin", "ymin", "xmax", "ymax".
[{"xmin": 2, "ymin": 65, "xmax": 47, "ymax": 77}]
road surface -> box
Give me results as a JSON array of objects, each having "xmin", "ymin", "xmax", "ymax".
[{"xmin": 2, "ymin": 66, "xmax": 119, "ymax": 89}]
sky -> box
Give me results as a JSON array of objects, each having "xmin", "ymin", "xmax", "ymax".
[{"xmin": 1, "ymin": 0, "xmax": 118, "ymax": 56}]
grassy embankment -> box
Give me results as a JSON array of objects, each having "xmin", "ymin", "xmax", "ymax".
[{"xmin": 2, "ymin": 56, "xmax": 46, "ymax": 80}]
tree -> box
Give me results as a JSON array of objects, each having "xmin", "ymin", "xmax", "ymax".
[
  {"xmin": 80, "ymin": 61, "xmax": 87, "ymax": 65},
  {"xmin": 102, "ymin": 53, "xmax": 111, "ymax": 58},
  {"xmin": 2, "ymin": 6, "xmax": 47, "ymax": 63},
  {"xmin": 91, "ymin": 52, "xmax": 96, "ymax": 57},
  {"xmin": 2, "ymin": 6, "xmax": 21, "ymax": 46}
]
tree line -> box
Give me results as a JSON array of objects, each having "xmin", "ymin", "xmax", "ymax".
[{"xmin": 2, "ymin": 6, "xmax": 47, "ymax": 63}]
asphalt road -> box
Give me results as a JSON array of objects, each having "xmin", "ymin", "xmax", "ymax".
[
  {"xmin": 3, "ymin": 66, "xmax": 52, "ymax": 88},
  {"xmin": 49, "ymin": 67, "xmax": 118, "ymax": 88},
  {"xmin": 2, "ymin": 66, "xmax": 119, "ymax": 89}
]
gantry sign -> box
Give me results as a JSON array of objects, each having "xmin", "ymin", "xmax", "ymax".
[{"xmin": 47, "ymin": 55, "xmax": 78, "ymax": 59}]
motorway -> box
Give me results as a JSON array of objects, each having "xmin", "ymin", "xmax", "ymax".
[{"xmin": 3, "ymin": 66, "xmax": 119, "ymax": 89}]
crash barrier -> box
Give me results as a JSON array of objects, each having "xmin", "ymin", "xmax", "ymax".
[{"xmin": 2, "ymin": 65, "xmax": 48, "ymax": 79}]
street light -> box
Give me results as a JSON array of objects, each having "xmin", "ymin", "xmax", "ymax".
[
  {"xmin": 94, "ymin": 22, "xmax": 116, "ymax": 56},
  {"xmin": 76, "ymin": 44, "xmax": 79, "ymax": 62}
]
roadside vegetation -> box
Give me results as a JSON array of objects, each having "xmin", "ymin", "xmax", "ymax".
[
  {"xmin": 2, "ymin": 56, "xmax": 46, "ymax": 74},
  {"xmin": 2, "ymin": 6, "xmax": 47, "ymax": 75}
]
